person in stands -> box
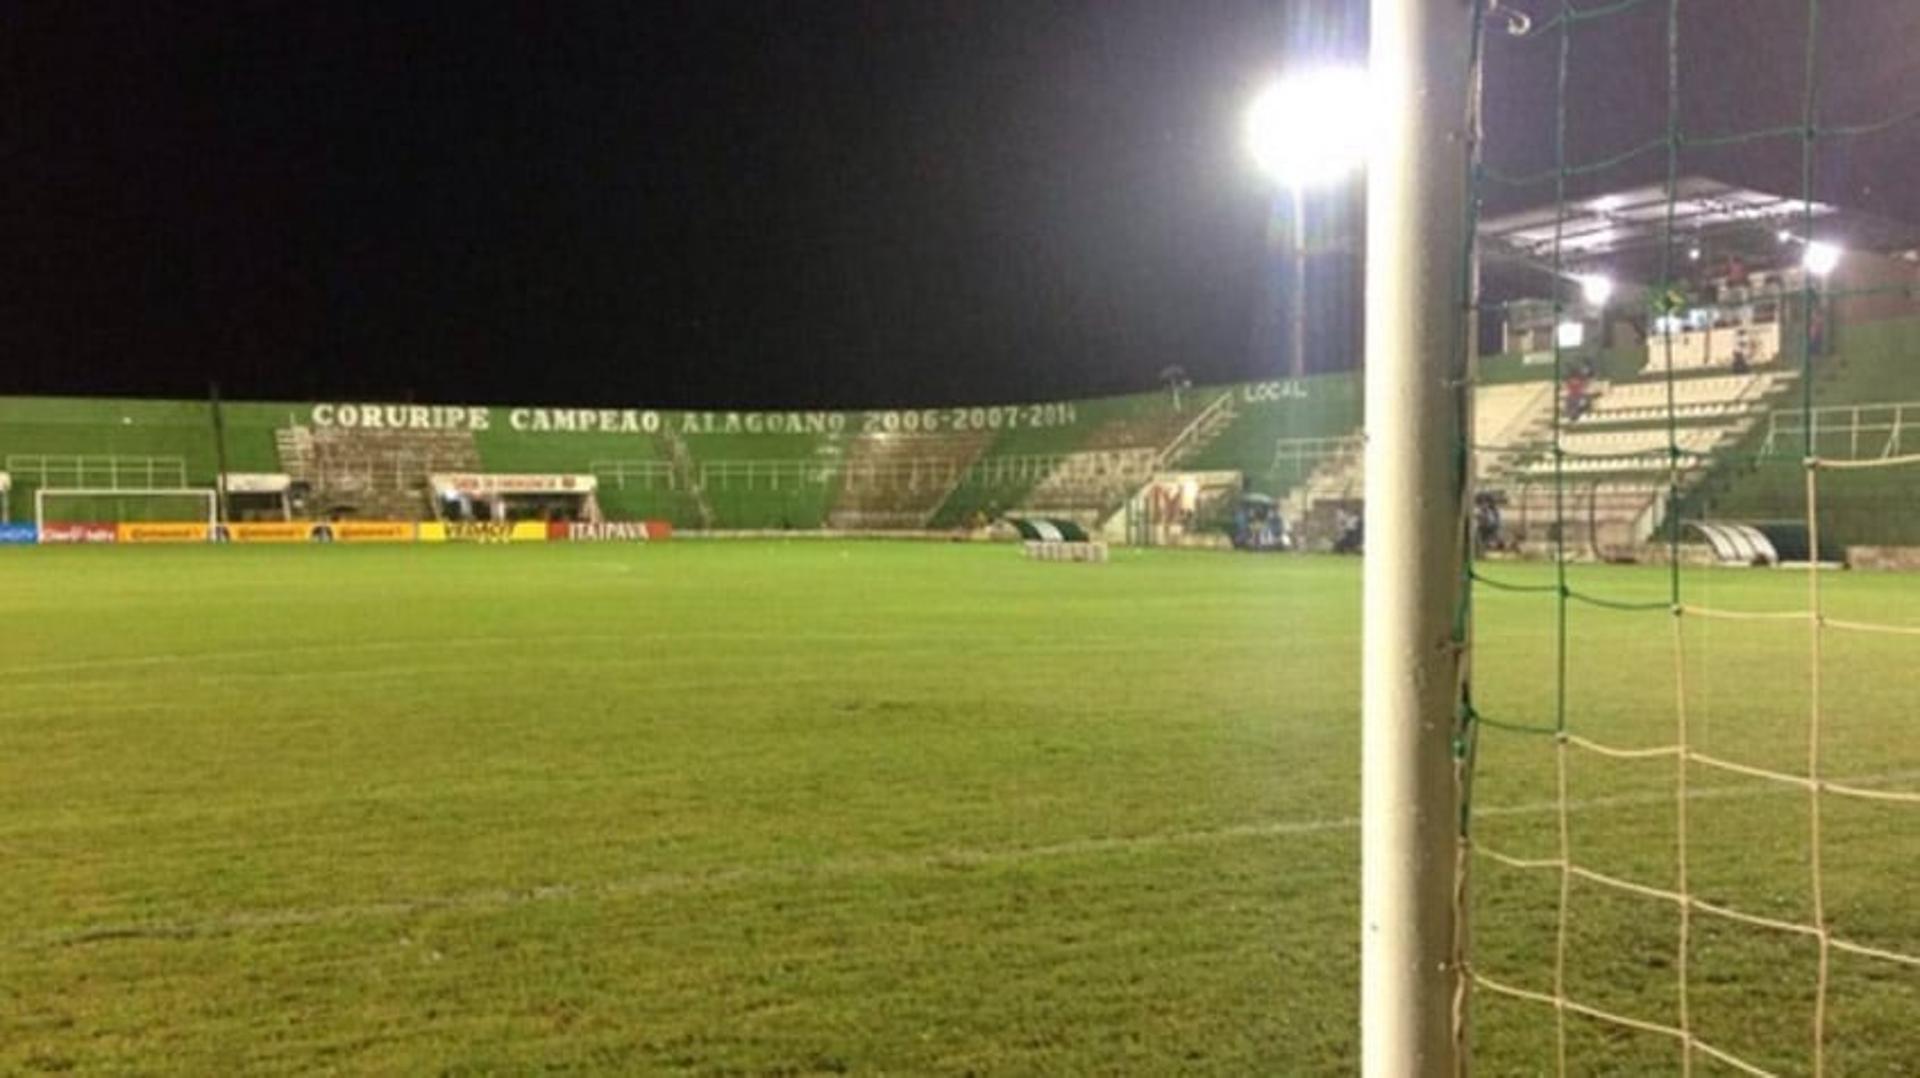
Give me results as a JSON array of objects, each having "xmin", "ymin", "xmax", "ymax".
[{"xmin": 1564, "ymin": 364, "xmax": 1591, "ymax": 422}]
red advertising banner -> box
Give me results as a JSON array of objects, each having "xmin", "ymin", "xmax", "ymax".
[
  {"xmin": 40, "ymin": 522, "xmax": 118, "ymax": 544},
  {"xmin": 551, "ymin": 521, "xmax": 671, "ymax": 541}
]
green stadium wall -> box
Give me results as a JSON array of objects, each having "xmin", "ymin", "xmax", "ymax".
[{"xmin": 0, "ymin": 385, "xmax": 1360, "ymax": 530}]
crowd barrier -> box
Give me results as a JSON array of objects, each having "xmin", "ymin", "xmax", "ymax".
[{"xmin": 6, "ymin": 519, "xmax": 672, "ymax": 545}]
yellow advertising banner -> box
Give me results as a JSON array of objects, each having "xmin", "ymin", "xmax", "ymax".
[
  {"xmin": 417, "ymin": 521, "xmax": 546, "ymax": 543},
  {"xmin": 118, "ymin": 522, "xmax": 211, "ymax": 544},
  {"xmin": 331, "ymin": 521, "xmax": 416, "ymax": 543},
  {"xmin": 224, "ymin": 522, "xmax": 316, "ymax": 543}
]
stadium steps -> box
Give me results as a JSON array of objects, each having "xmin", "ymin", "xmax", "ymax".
[
  {"xmin": 277, "ymin": 426, "xmax": 479, "ymax": 520},
  {"xmin": 1019, "ymin": 391, "xmax": 1241, "ymax": 526},
  {"xmin": 663, "ymin": 433, "xmax": 715, "ymax": 528},
  {"xmin": 825, "ymin": 431, "xmax": 994, "ymax": 529},
  {"xmin": 1478, "ymin": 366, "xmax": 1800, "ymax": 558}
]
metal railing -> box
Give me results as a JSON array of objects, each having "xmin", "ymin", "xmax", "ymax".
[
  {"xmin": 4, "ymin": 454, "xmax": 189, "ymax": 491},
  {"xmin": 1762, "ymin": 399, "xmax": 1920, "ymax": 460},
  {"xmin": 589, "ymin": 451, "xmax": 1181, "ymax": 494},
  {"xmin": 589, "ymin": 459, "xmax": 682, "ymax": 490}
]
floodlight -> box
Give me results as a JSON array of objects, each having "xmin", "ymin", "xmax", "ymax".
[
  {"xmin": 1246, "ymin": 66, "xmax": 1375, "ymax": 190},
  {"xmin": 1556, "ymin": 321, "xmax": 1586, "ymax": 349},
  {"xmin": 1778, "ymin": 229, "xmax": 1794, "ymax": 244},
  {"xmin": 1576, "ymin": 274, "xmax": 1614, "ymax": 307},
  {"xmin": 1802, "ymin": 241, "xmax": 1842, "ymax": 278},
  {"xmin": 1687, "ymin": 246, "xmax": 1702, "ymax": 262}
]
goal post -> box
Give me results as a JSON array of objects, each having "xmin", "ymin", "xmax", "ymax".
[
  {"xmin": 35, "ymin": 487, "xmax": 220, "ymax": 529},
  {"xmin": 1361, "ymin": 0, "xmax": 1476, "ymax": 1075}
]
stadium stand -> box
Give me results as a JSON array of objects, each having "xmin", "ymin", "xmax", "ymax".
[
  {"xmin": 1015, "ymin": 391, "xmax": 1240, "ymax": 526},
  {"xmin": 825, "ymin": 431, "xmax": 994, "ymax": 530},
  {"xmin": 927, "ymin": 391, "xmax": 1174, "ymax": 527},
  {"xmin": 1690, "ymin": 314, "xmax": 1920, "ymax": 546},
  {"xmin": 1481, "ymin": 364, "xmax": 1797, "ymax": 558},
  {"xmin": 278, "ymin": 424, "xmax": 480, "ymax": 520},
  {"xmin": 10, "ymin": 314, "xmax": 1920, "ymax": 552}
]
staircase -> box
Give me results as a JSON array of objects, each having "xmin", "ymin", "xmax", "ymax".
[
  {"xmin": 1024, "ymin": 390, "xmax": 1244, "ymax": 528},
  {"xmin": 1155, "ymin": 390, "xmax": 1240, "ymax": 470},
  {"xmin": 662, "ymin": 433, "xmax": 715, "ymax": 528}
]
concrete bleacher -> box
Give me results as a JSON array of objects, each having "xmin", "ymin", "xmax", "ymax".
[
  {"xmin": 1512, "ymin": 427, "xmax": 1729, "ymax": 475},
  {"xmin": 1484, "ymin": 366, "xmax": 1797, "ymax": 557},
  {"xmin": 1017, "ymin": 447, "xmax": 1162, "ymax": 522},
  {"xmin": 825, "ymin": 431, "xmax": 995, "ymax": 529},
  {"xmin": 278, "ymin": 425, "xmax": 480, "ymax": 520},
  {"xmin": 1011, "ymin": 391, "xmax": 1241, "ymax": 525},
  {"xmin": 1473, "ymin": 381, "xmax": 1556, "ymax": 480},
  {"xmin": 1582, "ymin": 371, "xmax": 1783, "ymax": 423}
]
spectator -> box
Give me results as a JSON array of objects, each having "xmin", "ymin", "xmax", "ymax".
[
  {"xmin": 1564, "ymin": 366, "xmax": 1591, "ymax": 422},
  {"xmin": 1333, "ymin": 508, "xmax": 1364, "ymax": 555},
  {"xmin": 1475, "ymin": 494, "xmax": 1504, "ymax": 553}
]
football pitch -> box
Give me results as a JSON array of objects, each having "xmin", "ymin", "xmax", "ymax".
[{"xmin": 3, "ymin": 543, "xmax": 1915, "ymax": 1073}]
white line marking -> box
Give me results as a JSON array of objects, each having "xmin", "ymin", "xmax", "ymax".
[{"xmin": 13, "ymin": 770, "xmax": 1912, "ymax": 951}]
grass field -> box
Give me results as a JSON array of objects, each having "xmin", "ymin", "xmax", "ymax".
[{"xmin": 2, "ymin": 542, "xmax": 1915, "ymax": 1074}]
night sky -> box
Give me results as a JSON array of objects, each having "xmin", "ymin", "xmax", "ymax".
[{"xmin": 6, "ymin": 1, "xmax": 1915, "ymax": 409}]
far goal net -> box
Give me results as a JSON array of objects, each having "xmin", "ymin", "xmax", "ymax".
[{"xmin": 36, "ymin": 488, "xmax": 219, "ymax": 528}]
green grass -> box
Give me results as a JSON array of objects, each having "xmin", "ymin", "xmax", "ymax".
[{"xmin": 1, "ymin": 544, "xmax": 1915, "ymax": 1073}]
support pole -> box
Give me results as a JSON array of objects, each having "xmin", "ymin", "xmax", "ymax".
[
  {"xmin": 1361, "ymin": 0, "xmax": 1476, "ymax": 1075},
  {"xmin": 208, "ymin": 382, "xmax": 233, "ymax": 524},
  {"xmin": 1292, "ymin": 186, "xmax": 1310, "ymax": 379}
]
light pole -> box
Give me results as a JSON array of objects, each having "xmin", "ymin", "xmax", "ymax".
[{"xmin": 1247, "ymin": 65, "xmax": 1371, "ymax": 379}]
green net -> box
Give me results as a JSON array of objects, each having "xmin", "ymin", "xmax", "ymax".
[{"xmin": 1456, "ymin": 1, "xmax": 1920, "ymax": 1072}]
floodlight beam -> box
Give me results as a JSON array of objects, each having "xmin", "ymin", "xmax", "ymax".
[
  {"xmin": 1802, "ymin": 241, "xmax": 1842, "ymax": 278},
  {"xmin": 1247, "ymin": 64, "xmax": 1374, "ymax": 379}
]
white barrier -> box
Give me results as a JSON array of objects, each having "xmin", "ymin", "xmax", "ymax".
[{"xmin": 1023, "ymin": 540, "xmax": 1109, "ymax": 563}]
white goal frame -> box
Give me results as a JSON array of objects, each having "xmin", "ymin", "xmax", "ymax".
[
  {"xmin": 1360, "ymin": 1, "xmax": 1474, "ymax": 1075},
  {"xmin": 35, "ymin": 487, "xmax": 219, "ymax": 529}
]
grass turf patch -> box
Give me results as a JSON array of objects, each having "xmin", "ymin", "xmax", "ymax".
[{"xmin": 0, "ymin": 543, "xmax": 1913, "ymax": 1072}]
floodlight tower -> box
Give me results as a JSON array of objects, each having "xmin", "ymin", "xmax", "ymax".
[{"xmin": 1248, "ymin": 66, "xmax": 1371, "ymax": 378}]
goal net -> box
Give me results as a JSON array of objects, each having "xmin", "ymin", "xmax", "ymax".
[
  {"xmin": 1453, "ymin": 1, "xmax": 1920, "ymax": 1073},
  {"xmin": 36, "ymin": 488, "xmax": 219, "ymax": 528}
]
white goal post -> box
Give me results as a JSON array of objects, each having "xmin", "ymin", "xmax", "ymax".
[
  {"xmin": 1361, "ymin": 0, "xmax": 1475, "ymax": 1075},
  {"xmin": 35, "ymin": 487, "xmax": 219, "ymax": 529}
]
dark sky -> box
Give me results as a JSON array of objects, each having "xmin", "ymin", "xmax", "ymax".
[{"xmin": 5, "ymin": 1, "xmax": 1914, "ymax": 409}]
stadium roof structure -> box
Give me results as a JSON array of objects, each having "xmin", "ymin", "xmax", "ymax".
[{"xmin": 1477, "ymin": 176, "xmax": 1920, "ymax": 285}]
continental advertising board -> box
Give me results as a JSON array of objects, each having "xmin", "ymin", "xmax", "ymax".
[
  {"xmin": 212, "ymin": 521, "xmax": 418, "ymax": 543},
  {"xmin": 118, "ymin": 522, "xmax": 211, "ymax": 544}
]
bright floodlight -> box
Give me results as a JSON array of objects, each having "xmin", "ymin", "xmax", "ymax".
[
  {"xmin": 1576, "ymin": 273, "xmax": 1614, "ymax": 307},
  {"xmin": 1803, "ymin": 240, "xmax": 1842, "ymax": 277},
  {"xmin": 1246, "ymin": 66, "xmax": 1374, "ymax": 189}
]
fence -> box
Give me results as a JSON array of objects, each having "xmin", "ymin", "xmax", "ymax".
[
  {"xmin": 1761, "ymin": 399, "xmax": 1920, "ymax": 461},
  {"xmin": 4, "ymin": 454, "xmax": 189, "ymax": 491}
]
